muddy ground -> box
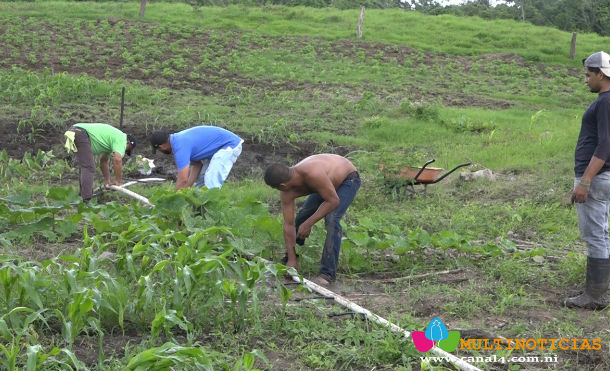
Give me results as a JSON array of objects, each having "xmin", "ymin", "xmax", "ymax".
[{"xmin": 0, "ymin": 117, "xmax": 345, "ymax": 182}]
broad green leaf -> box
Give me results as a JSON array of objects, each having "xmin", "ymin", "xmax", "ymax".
[
  {"xmin": 0, "ymin": 319, "xmax": 11, "ymax": 340},
  {"xmin": 154, "ymin": 193, "xmax": 190, "ymax": 213},
  {"xmin": 243, "ymin": 353, "xmax": 255, "ymax": 370},
  {"xmin": 0, "ymin": 192, "xmax": 32, "ymax": 205},
  {"xmin": 26, "ymin": 344, "xmax": 42, "ymax": 371},
  {"xmin": 152, "ymin": 260, "xmax": 169, "ymax": 273},
  {"xmin": 60, "ymin": 348, "xmax": 86, "ymax": 371},
  {"xmin": 254, "ymin": 216, "xmax": 281, "ymax": 236},
  {"xmin": 79, "ymin": 297, "xmax": 94, "ymax": 314},
  {"xmin": 56, "ymin": 219, "xmax": 79, "ymax": 239},
  {"xmin": 348, "ymin": 231, "xmax": 369, "ymax": 246},
  {"xmin": 40, "ymin": 228, "xmax": 57, "ymax": 242},
  {"xmin": 182, "ymin": 266, "xmax": 192, "ymax": 295},
  {"xmin": 46, "ymin": 186, "xmax": 79, "ymax": 203},
  {"xmin": 358, "ymin": 217, "xmax": 377, "ymax": 230}
]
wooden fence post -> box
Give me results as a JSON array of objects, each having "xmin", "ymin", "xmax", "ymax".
[
  {"xmin": 139, "ymin": 0, "xmax": 147, "ymax": 17},
  {"xmin": 357, "ymin": 6, "xmax": 365, "ymax": 39},
  {"xmin": 119, "ymin": 87, "xmax": 125, "ymax": 130},
  {"xmin": 570, "ymin": 32, "xmax": 577, "ymax": 60}
]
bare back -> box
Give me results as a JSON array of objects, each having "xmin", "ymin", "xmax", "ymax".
[{"xmin": 288, "ymin": 154, "xmax": 357, "ymax": 197}]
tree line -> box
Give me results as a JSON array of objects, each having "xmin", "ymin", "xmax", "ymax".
[{"xmin": 429, "ymin": 0, "xmax": 610, "ymax": 37}]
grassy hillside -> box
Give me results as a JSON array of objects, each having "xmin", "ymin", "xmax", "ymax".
[
  {"xmin": 2, "ymin": 2, "xmax": 609, "ymax": 62},
  {"xmin": 1, "ymin": 3, "xmax": 609, "ymax": 371}
]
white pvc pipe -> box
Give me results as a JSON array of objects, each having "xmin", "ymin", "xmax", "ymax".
[
  {"xmin": 108, "ymin": 185, "xmax": 154, "ymax": 207},
  {"xmin": 255, "ymin": 256, "xmax": 481, "ymax": 371},
  {"xmin": 134, "ymin": 177, "xmax": 166, "ymax": 183},
  {"xmin": 118, "ymin": 181, "xmax": 139, "ymax": 188},
  {"xmin": 119, "ymin": 178, "xmax": 166, "ymax": 189}
]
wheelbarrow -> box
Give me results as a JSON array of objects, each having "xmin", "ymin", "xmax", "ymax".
[{"xmin": 379, "ymin": 159, "xmax": 472, "ymax": 197}]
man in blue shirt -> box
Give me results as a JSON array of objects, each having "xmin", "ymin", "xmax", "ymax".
[
  {"xmin": 150, "ymin": 126, "xmax": 243, "ymax": 189},
  {"xmin": 565, "ymin": 51, "xmax": 610, "ymax": 310}
]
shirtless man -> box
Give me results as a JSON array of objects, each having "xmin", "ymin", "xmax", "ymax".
[{"xmin": 264, "ymin": 154, "xmax": 361, "ymax": 285}]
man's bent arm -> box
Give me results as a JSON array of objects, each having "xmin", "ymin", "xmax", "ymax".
[
  {"xmin": 573, "ymin": 155, "xmax": 606, "ymax": 203},
  {"xmin": 100, "ymin": 155, "xmax": 111, "ymax": 185},
  {"xmin": 186, "ymin": 161, "xmax": 203, "ymax": 188},
  {"xmin": 176, "ymin": 166, "xmax": 190, "ymax": 190},
  {"xmin": 112, "ymin": 152, "xmax": 122, "ymax": 185},
  {"xmin": 296, "ymin": 174, "xmax": 340, "ymax": 239},
  {"xmin": 280, "ymin": 192, "xmax": 298, "ymax": 269}
]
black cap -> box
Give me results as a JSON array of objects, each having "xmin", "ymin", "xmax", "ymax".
[
  {"xmin": 126, "ymin": 134, "xmax": 136, "ymax": 156},
  {"xmin": 150, "ymin": 130, "xmax": 169, "ymax": 154}
]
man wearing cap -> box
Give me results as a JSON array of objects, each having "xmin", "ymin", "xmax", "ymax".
[
  {"xmin": 565, "ymin": 51, "xmax": 610, "ymax": 309},
  {"xmin": 150, "ymin": 125, "xmax": 243, "ymax": 190},
  {"xmin": 64, "ymin": 123, "xmax": 136, "ymax": 202}
]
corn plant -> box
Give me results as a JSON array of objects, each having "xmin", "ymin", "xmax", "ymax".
[
  {"xmin": 0, "ymin": 307, "xmax": 50, "ymax": 371},
  {"xmin": 231, "ymin": 350, "xmax": 268, "ymax": 371},
  {"xmin": 53, "ymin": 286, "xmax": 100, "ymax": 347},
  {"xmin": 0, "ymin": 261, "xmax": 46, "ymax": 314},
  {"xmin": 150, "ymin": 303, "xmax": 194, "ymax": 345},
  {"xmin": 98, "ymin": 274, "xmax": 130, "ymax": 332},
  {"xmin": 0, "ymin": 150, "xmax": 60, "ymax": 180},
  {"xmin": 122, "ymin": 342, "xmax": 213, "ymax": 371}
]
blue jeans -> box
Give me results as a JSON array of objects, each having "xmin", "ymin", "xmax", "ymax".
[
  {"xmin": 575, "ymin": 171, "xmax": 610, "ymax": 259},
  {"xmin": 194, "ymin": 142, "xmax": 243, "ymax": 189},
  {"xmin": 295, "ymin": 172, "xmax": 361, "ymax": 281}
]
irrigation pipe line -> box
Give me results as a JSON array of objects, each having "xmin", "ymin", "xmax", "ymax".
[
  {"xmin": 253, "ymin": 256, "xmax": 482, "ymax": 371},
  {"xmin": 103, "ymin": 178, "xmax": 165, "ymax": 207},
  {"xmin": 105, "ymin": 186, "xmax": 480, "ymax": 371},
  {"xmin": 107, "ymin": 185, "xmax": 154, "ymax": 207},
  {"xmin": 119, "ymin": 177, "xmax": 166, "ymax": 189}
]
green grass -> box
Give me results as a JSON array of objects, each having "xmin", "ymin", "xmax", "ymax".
[
  {"xmin": 357, "ymin": 106, "xmax": 579, "ymax": 177},
  {"xmin": 2, "ymin": 2, "xmax": 608, "ymax": 64}
]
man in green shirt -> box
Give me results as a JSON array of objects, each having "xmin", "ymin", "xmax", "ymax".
[{"xmin": 64, "ymin": 123, "xmax": 136, "ymax": 202}]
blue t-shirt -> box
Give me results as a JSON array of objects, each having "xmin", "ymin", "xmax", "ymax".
[{"xmin": 171, "ymin": 126, "xmax": 242, "ymax": 171}]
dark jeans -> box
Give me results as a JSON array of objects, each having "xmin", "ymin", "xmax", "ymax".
[
  {"xmin": 72, "ymin": 127, "xmax": 95, "ymax": 201},
  {"xmin": 295, "ymin": 172, "xmax": 361, "ymax": 281}
]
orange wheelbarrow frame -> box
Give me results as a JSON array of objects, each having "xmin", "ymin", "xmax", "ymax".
[{"xmin": 379, "ymin": 159, "xmax": 472, "ymax": 197}]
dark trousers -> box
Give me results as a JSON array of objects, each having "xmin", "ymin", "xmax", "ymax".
[
  {"xmin": 294, "ymin": 172, "xmax": 361, "ymax": 281},
  {"xmin": 72, "ymin": 128, "xmax": 95, "ymax": 201}
]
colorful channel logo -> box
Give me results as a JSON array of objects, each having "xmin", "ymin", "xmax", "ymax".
[{"xmin": 412, "ymin": 317, "xmax": 460, "ymax": 353}]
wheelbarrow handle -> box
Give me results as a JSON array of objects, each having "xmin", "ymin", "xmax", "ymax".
[
  {"xmin": 430, "ymin": 161, "xmax": 472, "ymax": 184},
  {"xmin": 412, "ymin": 158, "xmax": 436, "ymax": 182}
]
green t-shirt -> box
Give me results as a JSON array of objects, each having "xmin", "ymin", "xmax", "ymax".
[{"xmin": 74, "ymin": 123, "xmax": 126, "ymax": 157}]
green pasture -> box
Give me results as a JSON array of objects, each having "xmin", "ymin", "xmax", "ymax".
[
  {"xmin": 1, "ymin": 3, "xmax": 609, "ymax": 371},
  {"xmin": 2, "ymin": 1, "xmax": 609, "ymax": 63}
]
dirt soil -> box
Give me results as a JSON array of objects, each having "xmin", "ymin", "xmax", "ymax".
[
  {"xmin": 0, "ymin": 117, "xmax": 343, "ymax": 183},
  {"xmin": 0, "ymin": 117, "xmax": 63, "ymax": 158},
  {"xmin": 0, "ymin": 17, "xmax": 565, "ymax": 110},
  {"xmin": 283, "ymin": 265, "xmax": 610, "ymax": 371},
  {"xmin": 146, "ymin": 139, "xmax": 328, "ymax": 182}
]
